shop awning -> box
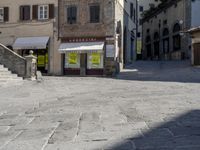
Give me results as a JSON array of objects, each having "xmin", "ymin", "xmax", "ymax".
[
  {"xmin": 13, "ymin": 36, "xmax": 49, "ymax": 50},
  {"xmin": 58, "ymin": 42, "xmax": 104, "ymax": 53}
]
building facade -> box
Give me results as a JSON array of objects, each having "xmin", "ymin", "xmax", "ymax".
[
  {"xmin": 0, "ymin": 0, "xmax": 61, "ymax": 75},
  {"xmin": 58, "ymin": 0, "xmax": 137, "ymax": 76},
  {"xmin": 137, "ymin": 0, "xmax": 160, "ymax": 56},
  {"xmin": 188, "ymin": 27, "xmax": 200, "ymax": 66},
  {"xmin": 142, "ymin": 0, "xmax": 195, "ymax": 60}
]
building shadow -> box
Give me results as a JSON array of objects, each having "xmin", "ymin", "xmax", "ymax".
[
  {"xmin": 105, "ymin": 110, "xmax": 200, "ymax": 150},
  {"xmin": 116, "ymin": 61, "xmax": 200, "ymax": 83}
]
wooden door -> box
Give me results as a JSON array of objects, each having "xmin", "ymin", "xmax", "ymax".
[{"xmin": 193, "ymin": 43, "xmax": 200, "ymax": 65}]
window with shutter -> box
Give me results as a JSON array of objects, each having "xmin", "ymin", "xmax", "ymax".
[
  {"xmin": 38, "ymin": 5, "xmax": 49, "ymax": 20},
  {"xmin": 90, "ymin": 5, "xmax": 100, "ymax": 23},
  {"xmin": 20, "ymin": 6, "xmax": 30, "ymax": 21},
  {"xmin": 67, "ymin": 6, "xmax": 77, "ymax": 24},
  {"xmin": 0, "ymin": 8, "xmax": 3, "ymax": 22}
]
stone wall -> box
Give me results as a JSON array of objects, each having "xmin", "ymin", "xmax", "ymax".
[
  {"xmin": 0, "ymin": 43, "xmax": 26, "ymax": 77},
  {"xmin": 142, "ymin": 0, "xmax": 191, "ymax": 60}
]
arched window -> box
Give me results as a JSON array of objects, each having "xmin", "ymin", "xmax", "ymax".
[
  {"xmin": 163, "ymin": 28, "xmax": 169, "ymax": 37},
  {"xmin": 146, "ymin": 35, "xmax": 151, "ymax": 43},
  {"xmin": 162, "ymin": 28, "xmax": 169, "ymax": 53},
  {"xmin": 146, "ymin": 35, "xmax": 152, "ymax": 58},
  {"xmin": 154, "ymin": 32, "xmax": 159, "ymax": 41},
  {"xmin": 154, "ymin": 32, "xmax": 160, "ymax": 57},
  {"xmin": 173, "ymin": 23, "xmax": 181, "ymax": 51}
]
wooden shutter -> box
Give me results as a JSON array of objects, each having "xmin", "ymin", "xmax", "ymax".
[
  {"xmin": 20, "ymin": 6, "xmax": 23, "ymax": 20},
  {"xmin": 4, "ymin": 7, "xmax": 9, "ymax": 22},
  {"xmin": 71, "ymin": 7, "xmax": 77, "ymax": 23},
  {"xmin": 49, "ymin": 4, "xmax": 54, "ymax": 19},
  {"xmin": 32, "ymin": 5, "xmax": 38, "ymax": 20}
]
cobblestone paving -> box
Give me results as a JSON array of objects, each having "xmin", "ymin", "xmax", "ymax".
[{"xmin": 0, "ymin": 61, "xmax": 200, "ymax": 150}]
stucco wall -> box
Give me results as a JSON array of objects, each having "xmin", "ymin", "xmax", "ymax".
[{"xmin": 0, "ymin": 0, "xmax": 62, "ymax": 75}]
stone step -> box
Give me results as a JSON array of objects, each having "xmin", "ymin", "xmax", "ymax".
[
  {"xmin": 0, "ymin": 74, "xmax": 18, "ymax": 77},
  {"xmin": 0, "ymin": 71, "xmax": 13, "ymax": 75},
  {"xmin": 0, "ymin": 65, "xmax": 23, "ymax": 82},
  {"xmin": 0, "ymin": 68, "xmax": 9, "ymax": 71}
]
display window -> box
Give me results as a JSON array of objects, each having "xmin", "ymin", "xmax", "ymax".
[
  {"xmin": 87, "ymin": 52, "xmax": 103, "ymax": 69},
  {"xmin": 65, "ymin": 53, "xmax": 80, "ymax": 68}
]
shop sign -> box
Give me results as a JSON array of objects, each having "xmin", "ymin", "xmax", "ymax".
[
  {"xmin": 68, "ymin": 53, "xmax": 78, "ymax": 64},
  {"xmin": 106, "ymin": 45, "xmax": 115, "ymax": 58},
  {"xmin": 91, "ymin": 53, "xmax": 101, "ymax": 65}
]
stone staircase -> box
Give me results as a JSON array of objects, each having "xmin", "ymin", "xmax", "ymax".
[{"xmin": 0, "ymin": 64, "xmax": 23, "ymax": 86}]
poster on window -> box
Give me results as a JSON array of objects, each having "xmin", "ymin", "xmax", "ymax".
[
  {"xmin": 37, "ymin": 55, "xmax": 45, "ymax": 67},
  {"xmin": 68, "ymin": 53, "xmax": 78, "ymax": 64},
  {"xmin": 91, "ymin": 53, "xmax": 101, "ymax": 65}
]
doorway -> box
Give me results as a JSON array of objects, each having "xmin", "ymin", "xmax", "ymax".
[
  {"xmin": 193, "ymin": 43, "xmax": 200, "ymax": 65},
  {"xmin": 80, "ymin": 53, "xmax": 87, "ymax": 76}
]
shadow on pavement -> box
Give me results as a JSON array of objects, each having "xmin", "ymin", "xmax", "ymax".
[
  {"xmin": 106, "ymin": 110, "xmax": 200, "ymax": 150},
  {"xmin": 116, "ymin": 61, "xmax": 200, "ymax": 83}
]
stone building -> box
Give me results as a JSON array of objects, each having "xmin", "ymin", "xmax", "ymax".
[
  {"xmin": 58, "ymin": 0, "xmax": 137, "ymax": 76},
  {"xmin": 0, "ymin": 0, "xmax": 61, "ymax": 75},
  {"xmin": 141, "ymin": 0, "xmax": 199, "ymax": 61},
  {"xmin": 137, "ymin": 0, "xmax": 160, "ymax": 56}
]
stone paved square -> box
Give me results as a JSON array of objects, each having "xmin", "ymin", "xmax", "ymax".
[{"xmin": 0, "ymin": 61, "xmax": 200, "ymax": 150}]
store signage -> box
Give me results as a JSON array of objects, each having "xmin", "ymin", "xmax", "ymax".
[
  {"xmin": 62, "ymin": 37, "xmax": 105, "ymax": 43},
  {"xmin": 106, "ymin": 45, "xmax": 115, "ymax": 58},
  {"xmin": 68, "ymin": 53, "xmax": 78, "ymax": 64}
]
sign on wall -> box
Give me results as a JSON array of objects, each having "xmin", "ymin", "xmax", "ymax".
[{"xmin": 106, "ymin": 45, "xmax": 115, "ymax": 58}]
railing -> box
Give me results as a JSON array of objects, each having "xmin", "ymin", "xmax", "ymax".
[{"xmin": 0, "ymin": 43, "xmax": 37, "ymax": 80}]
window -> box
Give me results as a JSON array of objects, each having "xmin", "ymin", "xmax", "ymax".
[
  {"xmin": 38, "ymin": 5, "xmax": 48, "ymax": 20},
  {"xmin": 163, "ymin": 28, "xmax": 169, "ymax": 53},
  {"xmin": 67, "ymin": 6, "xmax": 77, "ymax": 24},
  {"xmin": 20, "ymin": 6, "xmax": 30, "ymax": 21},
  {"xmin": 130, "ymin": 3, "xmax": 133, "ymax": 19},
  {"xmin": 139, "ymin": 6, "xmax": 143, "ymax": 12},
  {"xmin": 90, "ymin": 5, "xmax": 100, "ymax": 23},
  {"xmin": 0, "ymin": 8, "xmax": 4, "ymax": 22},
  {"xmin": 0, "ymin": 7, "xmax": 9, "ymax": 22},
  {"xmin": 173, "ymin": 23, "xmax": 181, "ymax": 51}
]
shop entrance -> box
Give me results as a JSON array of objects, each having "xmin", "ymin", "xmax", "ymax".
[
  {"xmin": 22, "ymin": 49, "xmax": 48, "ymax": 73},
  {"xmin": 80, "ymin": 53, "xmax": 87, "ymax": 76}
]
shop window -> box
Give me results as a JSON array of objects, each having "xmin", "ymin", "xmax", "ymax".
[
  {"xmin": 87, "ymin": 53, "xmax": 103, "ymax": 69},
  {"xmin": 65, "ymin": 53, "xmax": 80, "ymax": 68},
  {"xmin": 90, "ymin": 5, "xmax": 100, "ymax": 23},
  {"xmin": 20, "ymin": 5, "xmax": 31, "ymax": 21},
  {"xmin": 173, "ymin": 23, "xmax": 181, "ymax": 51},
  {"xmin": 67, "ymin": 6, "xmax": 77, "ymax": 24},
  {"xmin": 38, "ymin": 5, "xmax": 48, "ymax": 20}
]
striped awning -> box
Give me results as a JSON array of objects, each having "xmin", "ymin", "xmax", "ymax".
[{"xmin": 13, "ymin": 36, "xmax": 49, "ymax": 50}]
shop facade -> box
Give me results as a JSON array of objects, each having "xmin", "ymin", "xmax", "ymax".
[
  {"xmin": 59, "ymin": 37, "xmax": 115, "ymax": 76},
  {"xmin": 12, "ymin": 36, "xmax": 50, "ymax": 73}
]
